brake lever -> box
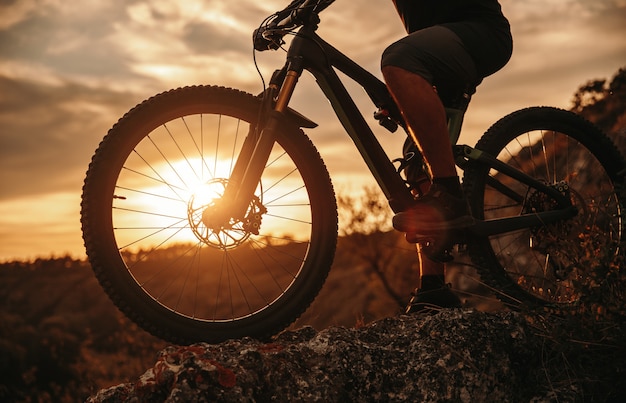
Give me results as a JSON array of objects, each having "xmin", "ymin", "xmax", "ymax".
[
  {"xmin": 253, "ymin": 25, "xmax": 284, "ymax": 51},
  {"xmin": 253, "ymin": 0, "xmax": 321, "ymax": 52}
]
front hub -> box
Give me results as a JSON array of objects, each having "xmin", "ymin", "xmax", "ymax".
[{"xmin": 187, "ymin": 178, "xmax": 265, "ymax": 249}]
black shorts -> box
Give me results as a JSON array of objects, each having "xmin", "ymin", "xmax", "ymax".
[{"xmin": 381, "ymin": 24, "xmax": 511, "ymax": 102}]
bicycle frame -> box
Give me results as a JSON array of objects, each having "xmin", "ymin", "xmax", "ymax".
[
  {"xmin": 221, "ymin": 21, "xmax": 577, "ymax": 237},
  {"xmin": 284, "ymin": 26, "xmax": 418, "ymax": 213}
]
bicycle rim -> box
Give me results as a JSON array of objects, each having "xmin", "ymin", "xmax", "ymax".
[
  {"xmin": 465, "ymin": 107, "xmax": 625, "ymax": 308},
  {"xmin": 81, "ymin": 86, "xmax": 337, "ymax": 343}
]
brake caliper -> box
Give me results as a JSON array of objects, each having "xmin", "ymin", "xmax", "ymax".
[{"xmin": 242, "ymin": 196, "xmax": 267, "ymax": 235}]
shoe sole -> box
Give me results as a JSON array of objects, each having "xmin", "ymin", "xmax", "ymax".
[{"xmin": 393, "ymin": 214, "xmax": 475, "ymax": 234}]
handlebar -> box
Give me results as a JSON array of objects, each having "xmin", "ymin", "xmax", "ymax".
[{"xmin": 253, "ymin": 0, "xmax": 334, "ymax": 51}]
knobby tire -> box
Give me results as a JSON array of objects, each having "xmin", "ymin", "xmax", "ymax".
[
  {"xmin": 463, "ymin": 106, "xmax": 626, "ymax": 310},
  {"xmin": 81, "ymin": 86, "xmax": 338, "ymax": 344}
]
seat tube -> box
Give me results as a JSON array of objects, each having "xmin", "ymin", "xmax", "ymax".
[{"xmin": 445, "ymin": 107, "xmax": 465, "ymax": 145}]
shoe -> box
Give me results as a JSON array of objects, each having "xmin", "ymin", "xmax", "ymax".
[
  {"xmin": 405, "ymin": 284, "xmax": 462, "ymax": 314},
  {"xmin": 393, "ymin": 184, "xmax": 473, "ymax": 234}
]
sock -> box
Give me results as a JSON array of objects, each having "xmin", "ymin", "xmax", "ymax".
[
  {"xmin": 432, "ymin": 176, "xmax": 463, "ymax": 199},
  {"xmin": 419, "ymin": 274, "xmax": 446, "ymax": 290}
]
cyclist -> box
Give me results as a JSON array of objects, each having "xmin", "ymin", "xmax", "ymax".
[{"xmin": 381, "ymin": 0, "xmax": 513, "ymax": 312}]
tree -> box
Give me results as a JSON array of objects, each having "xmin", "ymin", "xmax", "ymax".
[
  {"xmin": 336, "ymin": 186, "xmax": 417, "ymax": 309},
  {"xmin": 571, "ymin": 67, "xmax": 626, "ymax": 145}
]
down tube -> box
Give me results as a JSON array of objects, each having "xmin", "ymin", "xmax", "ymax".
[{"xmin": 310, "ymin": 67, "xmax": 414, "ymax": 213}]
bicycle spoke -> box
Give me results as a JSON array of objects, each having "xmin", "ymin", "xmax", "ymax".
[{"xmin": 107, "ymin": 112, "xmax": 315, "ymax": 321}]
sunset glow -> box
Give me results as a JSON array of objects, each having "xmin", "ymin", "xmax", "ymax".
[{"xmin": 104, "ymin": 110, "xmax": 314, "ymax": 258}]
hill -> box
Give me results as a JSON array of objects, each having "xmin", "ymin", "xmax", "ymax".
[{"xmin": 0, "ymin": 257, "xmax": 167, "ymax": 401}]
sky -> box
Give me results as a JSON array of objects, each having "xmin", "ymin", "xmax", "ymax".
[{"xmin": 1, "ymin": 0, "xmax": 625, "ymax": 262}]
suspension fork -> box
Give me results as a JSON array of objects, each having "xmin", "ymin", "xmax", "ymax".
[{"xmin": 220, "ymin": 61, "xmax": 303, "ymax": 222}]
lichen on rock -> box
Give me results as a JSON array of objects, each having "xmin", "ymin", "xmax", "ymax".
[{"xmin": 88, "ymin": 310, "xmax": 542, "ymax": 402}]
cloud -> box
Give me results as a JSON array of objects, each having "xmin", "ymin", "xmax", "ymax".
[
  {"xmin": 0, "ymin": 0, "xmax": 269, "ymax": 204},
  {"xmin": 0, "ymin": 0, "xmax": 38, "ymax": 30},
  {"xmin": 0, "ymin": 0, "xmax": 146, "ymax": 90},
  {"xmin": 0, "ymin": 75, "xmax": 143, "ymax": 200}
]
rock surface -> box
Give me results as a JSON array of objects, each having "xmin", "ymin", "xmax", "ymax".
[{"xmin": 88, "ymin": 310, "xmax": 543, "ymax": 402}]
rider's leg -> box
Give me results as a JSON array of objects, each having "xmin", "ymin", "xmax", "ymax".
[
  {"xmin": 382, "ymin": 65, "xmax": 460, "ymax": 190},
  {"xmin": 402, "ymin": 168, "xmax": 462, "ymax": 312},
  {"xmin": 381, "ymin": 26, "xmax": 477, "ymax": 232},
  {"xmin": 381, "ymin": 27, "xmax": 473, "ymax": 309},
  {"xmin": 397, "ymin": 139, "xmax": 462, "ymax": 313},
  {"xmin": 405, "ymin": 246, "xmax": 461, "ymax": 313},
  {"xmin": 381, "ymin": 24, "xmax": 510, "ymax": 311},
  {"xmin": 383, "ymin": 64, "xmax": 471, "ymax": 241}
]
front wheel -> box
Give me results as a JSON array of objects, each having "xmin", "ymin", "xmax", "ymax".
[
  {"xmin": 463, "ymin": 107, "xmax": 626, "ymax": 310},
  {"xmin": 81, "ymin": 86, "xmax": 338, "ymax": 344}
]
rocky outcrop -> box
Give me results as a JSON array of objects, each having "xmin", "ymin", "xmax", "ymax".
[{"xmin": 88, "ymin": 310, "xmax": 543, "ymax": 402}]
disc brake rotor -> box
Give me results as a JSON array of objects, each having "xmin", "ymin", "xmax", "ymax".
[
  {"xmin": 187, "ymin": 178, "xmax": 266, "ymax": 250},
  {"xmin": 523, "ymin": 180, "xmax": 588, "ymax": 280}
]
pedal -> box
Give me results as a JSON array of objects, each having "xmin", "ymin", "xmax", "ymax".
[
  {"xmin": 424, "ymin": 248, "xmax": 454, "ymax": 263},
  {"xmin": 405, "ymin": 232, "xmax": 436, "ymax": 244}
]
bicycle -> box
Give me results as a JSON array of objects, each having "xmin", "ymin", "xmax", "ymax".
[{"xmin": 81, "ymin": 0, "xmax": 626, "ymax": 345}]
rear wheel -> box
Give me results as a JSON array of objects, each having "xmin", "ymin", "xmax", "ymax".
[
  {"xmin": 81, "ymin": 86, "xmax": 337, "ymax": 344},
  {"xmin": 463, "ymin": 107, "xmax": 626, "ymax": 309}
]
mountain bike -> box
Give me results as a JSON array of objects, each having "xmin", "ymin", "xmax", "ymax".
[{"xmin": 80, "ymin": 0, "xmax": 626, "ymax": 344}]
